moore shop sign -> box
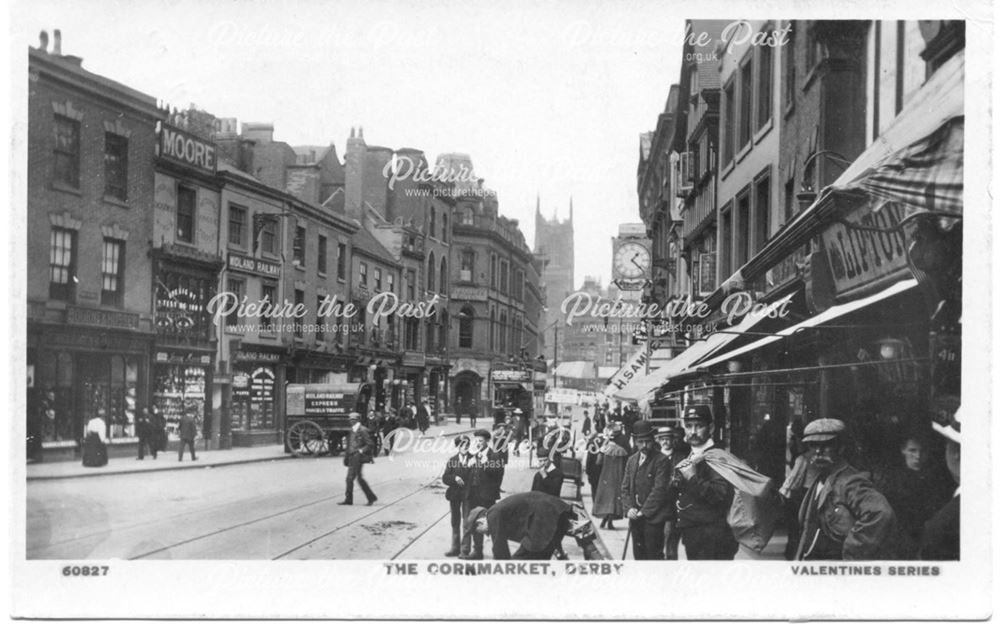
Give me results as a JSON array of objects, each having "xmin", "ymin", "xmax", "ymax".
[{"xmin": 157, "ymin": 122, "xmax": 217, "ymax": 175}]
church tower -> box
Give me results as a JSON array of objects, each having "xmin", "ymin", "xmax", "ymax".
[{"xmin": 533, "ymin": 196, "xmax": 575, "ymax": 355}]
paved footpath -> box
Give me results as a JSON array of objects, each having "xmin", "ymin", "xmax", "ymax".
[{"xmin": 27, "ymin": 421, "xmax": 477, "ymax": 481}]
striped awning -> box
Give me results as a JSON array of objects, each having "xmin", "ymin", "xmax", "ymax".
[{"xmin": 847, "ymin": 116, "xmax": 963, "ymax": 217}]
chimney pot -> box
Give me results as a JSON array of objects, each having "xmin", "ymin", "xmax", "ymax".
[
  {"xmin": 38, "ymin": 30, "xmax": 49, "ymax": 52},
  {"xmin": 53, "ymin": 29, "xmax": 62, "ymax": 55}
]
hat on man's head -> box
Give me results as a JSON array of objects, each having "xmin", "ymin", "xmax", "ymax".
[
  {"xmin": 932, "ymin": 406, "xmax": 962, "ymax": 444},
  {"xmin": 683, "ymin": 404, "xmax": 713, "ymax": 423},
  {"xmin": 348, "ymin": 412, "xmax": 361, "ymax": 422},
  {"xmin": 655, "ymin": 427, "xmax": 673, "ymax": 438},
  {"xmin": 632, "ymin": 420, "xmax": 654, "ymax": 439},
  {"xmin": 802, "ymin": 418, "xmax": 846, "ymax": 443},
  {"xmin": 513, "ymin": 408, "xmax": 523, "ymax": 415},
  {"xmin": 454, "ymin": 435, "xmax": 470, "ymax": 447},
  {"xmin": 473, "ymin": 429, "xmax": 492, "ymax": 441},
  {"xmin": 465, "ymin": 506, "xmax": 488, "ymax": 532}
]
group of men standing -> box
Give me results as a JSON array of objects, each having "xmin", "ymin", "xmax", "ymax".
[{"xmin": 442, "ymin": 429, "xmax": 505, "ymax": 559}]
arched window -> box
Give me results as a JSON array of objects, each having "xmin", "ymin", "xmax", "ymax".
[
  {"xmin": 442, "ymin": 212, "xmax": 448, "ymax": 242},
  {"xmin": 426, "ymin": 251, "xmax": 436, "ymax": 292},
  {"xmin": 439, "ymin": 258, "xmax": 448, "ymax": 294},
  {"xmin": 459, "ymin": 306, "xmax": 474, "ymax": 348},
  {"xmin": 439, "ymin": 311, "xmax": 449, "ymax": 351},
  {"xmin": 430, "ymin": 207, "xmax": 437, "ymax": 238}
]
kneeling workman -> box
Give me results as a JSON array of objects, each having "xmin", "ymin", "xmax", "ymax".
[{"xmin": 466, "ymin": 492, "xmax": 601, "ymax": 560}]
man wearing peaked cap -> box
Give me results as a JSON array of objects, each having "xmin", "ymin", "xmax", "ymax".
[
  {"xmin": 795, "ymin": 418, "xmax": 899, "ymax": 561},
  {"xmin": 671, "ymin": 405, "xmax": 738, "ymax": 560},
  {"xmin": 339, "ymin": 412, "xmax": 377, "ymax": 506}
]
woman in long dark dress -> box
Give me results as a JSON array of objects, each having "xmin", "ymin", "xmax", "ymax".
[{"xmin": 81, "ymin": 416, "xmax": 108, "ymax": 467}]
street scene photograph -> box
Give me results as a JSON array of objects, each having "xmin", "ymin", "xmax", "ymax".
[{"xmin": 9, "ymin": 0, "xmax": 991, "ymax": 620}]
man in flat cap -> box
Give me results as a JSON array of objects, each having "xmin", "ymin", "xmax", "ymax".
[
  {"xmin": 339, "ymin": 412, "xmax": 377, "ymax": 506},
  {"xmin": 795, "ymin": 418, "xmax": 898, "ymax": 560},
  {"xmin": 671, "ymin": 404, "xmax": 738, "ymax": 560},
  {"xmin": 620, "ymin": 420, "xmax": 675, "ymax": 559},
  {"xmin": 466, "ymin": 492, "xmax": 576, "ymax": 560},
  {"xmin": 459, "ymin": 429, "xmax": 505, "ymax": 559}
]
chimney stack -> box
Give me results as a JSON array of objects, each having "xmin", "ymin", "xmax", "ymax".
[
  {"xmin": 53, "ymin": 29, "xmax": 62, "ymax": 55},
  {"xmin": 38, "ymin": 31, "xmax": 49, "ymax": 52}
]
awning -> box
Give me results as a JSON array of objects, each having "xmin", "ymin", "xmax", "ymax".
[
  {"xmin": 553, "ymin": 361, "xmax": 596, "ymax": 380},
  {"xmin": 678, "ymin": 278, "xmax": 919, "ymax": 376},
  {"xmin": 611, "ymin": 294, "xmax": 793, "ymax": 401},
  {"xmin": 597, "ymin": 366, "xmax": 620, "ymax": 380},
  {"xmin": 494, "ymin": 382, "xmax": 529, "ymax": 391}
]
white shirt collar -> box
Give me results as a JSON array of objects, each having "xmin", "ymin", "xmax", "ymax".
[{"xmin": 351, "ymin": 422, "xmax": 361, "ymax": 432}]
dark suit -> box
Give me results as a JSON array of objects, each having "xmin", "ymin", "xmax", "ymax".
[
  {"xmin": 178, "ymin": 415, "xmax": 197, "ymax": 461},
  {"xmin": 531, "ymin": 465, "xmax": 564, "ymax": 497},
  {"xmin": 442, "ymin": 452, "xmax": 469, "ymax": 553},
  {"xmin": 486, "ymin": 492, "xmax": 575, "ymax": 560},
  {"xmin": 136, "ymin": 416, "xmax": 155, "ymax": 459},
  {"xmin": 919, "ymin": 494, "xmax": 959, "ymax": 560},
  {"xmin": 620, "ymin": 450, "xmax": 675, "ymax": 559},
  {"xmin": 673, "ymin": 446, "xmax": 738, "ymax": 560},
  {"xmin": 343, "ymin": 425, "xmax": 376, "ymax": 504},
  {"xmin": 461, "ymin": 450, "xmax": 504, "ymax": 556}
]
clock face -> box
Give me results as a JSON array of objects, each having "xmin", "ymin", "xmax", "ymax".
[{"xmin": 614, "ymin": 241, "xmax": 650, "ymax": 279}]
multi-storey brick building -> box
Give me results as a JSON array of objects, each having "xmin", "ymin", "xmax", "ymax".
[{"xmin": 26, "ymin": 34, "xmax": 162, "ymax": 461}]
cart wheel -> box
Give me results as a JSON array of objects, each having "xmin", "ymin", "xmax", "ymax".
[{"xmin": 287, "ymin": 421, "xmax": 328, "ymax": 457}]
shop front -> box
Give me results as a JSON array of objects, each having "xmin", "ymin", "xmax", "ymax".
[
  {"xmin": 230, "ymin": 344, "xmax": 285, "ymax": 446},
  {"xmin": 450, "ymin": 358, "xmax": 490, "ymax": 422},
  {"xmin": 152, "ymin": 251, "xmax": 221, "ymax": 446},
  {"xmin": 27, "ymin": 307, "xmax": 152, "ymax": 462},
  {"xmin": 491, "ymin": 368, "xmax": 533, "ymax": 415}
]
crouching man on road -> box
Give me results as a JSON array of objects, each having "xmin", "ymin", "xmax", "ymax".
[{"xmin": 465, "ymin": 492, "xmax": 602, "ymax": 560}]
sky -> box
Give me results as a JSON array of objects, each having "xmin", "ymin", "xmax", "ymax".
[{"xmin": 14, "ymin": 0, "xmax": 685, "ymax": 287}]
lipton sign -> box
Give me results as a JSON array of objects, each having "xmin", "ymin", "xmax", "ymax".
[{"xmin": 158, "ymin": 123, "xmax": 217, "ymax": 174}]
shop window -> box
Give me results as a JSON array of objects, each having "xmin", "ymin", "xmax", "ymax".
[
  {"xmin": 459, "ymin": 306, "xmax": 474, "ymax": 348},
  {"xmin": 228, "ymin": 204, "xmax": 247, "ymax": 247},
  {"xmin": 103, "ymin": 133, "xmax": 128, "ymax": 201},
  {"xmin": 337, "ymin": 242, "xmax": 347, "ymax": 279},
  {"xmin": 49, "ymin": 227, "xmax": 76, "ymax": 301},
  {"xmin": 100, "ymin": 237, "xmax": 125, "ymax": 307},
  {"xmin": 53, "ymin": 114, "xmax": 80, "ymax": 188},
  {"xmin": 176, "ymin": 185, "xmax": 196, "ymax": 244},
  {"xmin": 757, "ymin": 40, "xmax": 773, "ymax": 130},
  {"xmin": 231, "ymin": 366, "xmax": 275, "ymax": 431},
  {"xmin": 739, "ymin": 56, "xmax": 754, "ymax": 149},
  {"xmin": 317, "ymin": 234, "xmax": 328, "ymax": 274},
  {"xmin": 293, "ymin": 225, "xmax": 306, "ymax": 267},
  {"xmin": 33, "ymin": 351, "xmax": 76, "ymax": 442}
]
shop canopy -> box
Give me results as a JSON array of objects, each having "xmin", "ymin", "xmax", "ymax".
[
  {"xmin": 612, "ymin": 294, "xmax": 794, "ymax": 401},
  {"xmin": 675, "ymin": 278, "xmax": 919, "ymax": 377},
  {"xmin": 553, "ymin": 361, "xmax": 596, "ymax": 380}
]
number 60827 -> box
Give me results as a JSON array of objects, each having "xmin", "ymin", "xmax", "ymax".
[{"xmin": 62, "ymin": 565, "xmax": 109, "ymax": 576}]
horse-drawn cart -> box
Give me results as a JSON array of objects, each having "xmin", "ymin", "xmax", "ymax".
[{"xmin": 284, "ymin": 382, "xmax": 374, "ymax": 457}]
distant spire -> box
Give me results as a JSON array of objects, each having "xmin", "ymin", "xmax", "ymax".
[
  {"xmin": 569, "ymin": 196, "xmax": 574, "ymax": 223},
  {"xmin": 536, "ymin": 192, "xmax": 541, "ymax": 216}
]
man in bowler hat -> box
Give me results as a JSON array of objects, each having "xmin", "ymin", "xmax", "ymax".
[{"xmin": 620, "ymin": 420, "xmax": 675, "ymax": 559}]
